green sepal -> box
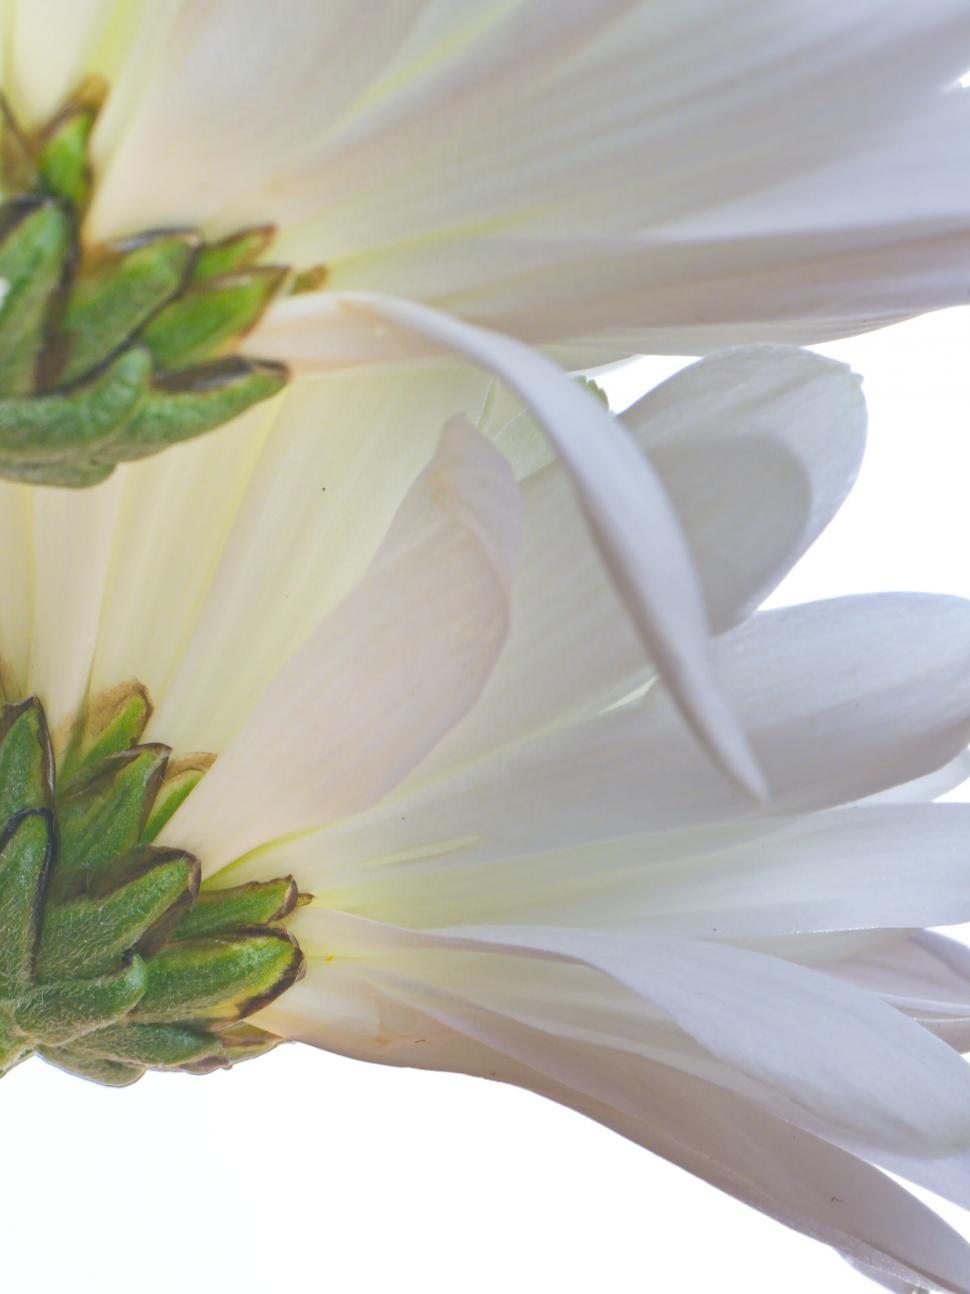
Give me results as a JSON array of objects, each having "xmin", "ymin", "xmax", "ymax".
[
  {"xmin": 215, "ymin": 1022, "xmax": 282, "ymax": 1064},
  {"xmin": 173, "ymin": 877, "xmax": 299, "ymax": 940},
  {"xmin": 3, "ymin": 457, "xmax": 117, "ymax": 488},
  {"xmin": 0, "ymin": 698, "xmax": 54, "ymax": 821},
  {"xmin": 0, "ymin": 1010, "xmax": 31, "ymax": 1075},
  {"xmin": 0, "ymin": 812, "xmax": 53, "ymax": 995},
  {"xmin": 15, "ymin": 954, "xmax": 147, "ymax": 1044},
  {"xmin": 0, "ymin": 90, "xmax": 293, "ymax": 487},
  {"xmin": 0, "ymin": 199, "xmax": 72, "ymax": 396},
  {"xmin": 57, "ymin": 233, "xmax": 199, "ymax": 386},
  {"xmin": 34, "ymin": 111, "xmax": 94, "ymax": 207},
  {"xmin": 110, "ymin": 357, "xmax": 287, "ymax": 462},
  {"xmin": 182, "ymin": 1023, "xmax": 281, "ymax": 1074},
  {"xmin": 0, "ymin": 345, "xmax": 150, "ymax": 464},
  {"xmin": 39, "ymin": 1045, "xmax": 145, "ymax": 1086},
  {"xmin": 289, "ymin": 264, "xmax": 328, "ymax": 295},
  {"xmin": 0, "ymin": 688, "xmax": 304, "ymax": 1087},
  {"xmin": 52, "ymin": 744, "xmax": 170, "ymax": 899},
  {"xmin": 135, "ymin": 930, "xmax": 303, "ymax": 1024},
  {"xmin": 58, "ymin": 680, "xmax": 152, "ymax": 792},
  {"xmin": 191, "ymin": 226, "xmax": 276, "ymax": 282},
  {"xmin": 34, "ymin": 106, "xmax": 98, "ymax": 210},
  {"xmin": 68, "ymin": 1020, "xmax": 223, "ymax": 1069},
  {"xmin": 141, "ymin": 757, "xmax": 211, "ymax": 843},
  {"xmin": 36, "ymin": 849, "xmax": 199, "ymax": 982},
  {"xmin": 140, "ymin": 266, "xmax": 287, "ymax": 370}
]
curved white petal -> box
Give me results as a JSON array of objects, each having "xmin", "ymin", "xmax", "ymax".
[
  {"xmin": 576, "ymin": 1081, "xmax": 970, "ymax": 1294},
  {"xmin": 300, "ymin": 913, "xmax": 970, "ymax": 1157},
  {"xmin": 262, "ymin": 932, "xmax": 970, "ymax": 1290},
  {"xmin": 625, "ymin": 345, "xmax": 866, "ymax": 578},
  {"xmin": 278, "ymin": 953, "xmax": 970, "ymax": 1291},
  {"xmin": 165, "ymin": 419, "xmax": 520, "ymax": 871},
  {"xmin": 845, "ymin": 1259, "xmax": 921, "ymax": 1294},
  {"xmin": 446, "ymin": 1024, "xmax": 970, "ymax": 1294},
  {"xmin": 414, "ymin": 346, "xmax": 863, "ymax": 781},
  {"xmin": 860, "ymin": 748, "xmax": 970, "ymax": 805},
  {"xmin": 252, "ymin": 290, "xmax": 765, "ymax": 796},
  {"xmin": 833, "ymin": 932, "xmax": 970, "ymax": 1023},
  {"xmin": 256, "ymin": 916, "xmax": 970, "ymax": 1285},
  {"xmin": 491, "ymin": 1036, "xmax": 970, "ymax": 1294}
]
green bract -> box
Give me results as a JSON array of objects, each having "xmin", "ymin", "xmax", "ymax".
[
  {"xmin": 0, "ymin": 685, "xmax": 305, "ymax": 1086},
  {"xmin": 0, "ymin": 81, "xmax": 289, "ymax": 487}
]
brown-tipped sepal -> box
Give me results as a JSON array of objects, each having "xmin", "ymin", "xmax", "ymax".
[
  {"xmin": 57, "ymin": 679, "xmax": 153, "ymax": 790},
  {"xmin": 135, "ymin": 929, "xmax": 304, "ymax": 1025},
  {"xmin": 172, "ymin": 876, "xmax": 299, "ymax": 940}
]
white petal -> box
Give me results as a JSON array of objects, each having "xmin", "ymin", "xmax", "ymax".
[
  {"xmin": 415, "ymin": 346, "xmax": 863, "ymax": 780},
  {"xmin": 625, "ymin": 345, "xmax": 866, "ymax": 586},
  {"xmin": 88, "ymin": 398, "xmax": 276, "ymax": 713},
  {"xmin": 63, "ymin": 2, "xmax": 970, "ymax": 355},
  {"xmin": 253, "ymin": 290, "xmax": 765, "ymax": 796},
  {"xmin": 259, "ymin": 916, "xmax": 970, "ymax": 1286},
  {"xmin": 247, "ymin": 594, "xmax": 970, "ymax": 895},
  {"xmin": 577, "ymin": 805, "xmax": 970, "ymax": 939},
  {"xmin": 460, "ymin": 1030, "xmax": 970, "ymax": 1294},
  {"xmin": 6, "ymin": 0, "xmax": 148, "ymax": 126},
  {"xmin": 0, "ymin": 481, "xmax": 33, "ymax": 694},
  {"xmin": 586, "ymin": 1087, "xmax": 970, "ymax": 1294},
  {"xmin": 25, "ymin": 475, "xmax": 125, "ymax": 731},
  {"xmin": 301, "ymin": 806, "xmax": 970, "ymax": 939},
  {"xmin": 261, "ymin": 4, "xmax": 970, "ymax": 353},
  {"xmin": 85, "ymin": 0, "xmax": 635, "ymax": 239},
  {"xmin": 860, "ymin": 748, "xmax": 970, "ymax": 805},
  {"xmin": 264, "ymin": 913, "xmax": 970, "ymax": 1288},
  {"xmin": 832, "ymin": 932, "xmax": 970, "ymax": 1022},
  {"xmin": 86, "ymin": 0, "xmax": 431, "ymax": 238},
  {"xmin": 508, "ymin": 1042, "xmax": 970, "ymax": 1294},
  {"xmin": 112, "ymin": 365, "xmax": 492, "ymax": 755},
  {"xmin": 372, "ymin": 920, "xmax": 970, "ymax": 1157},
  {"xmin": 843, "ymin": 1260, "xmax": 920, "ymax": 1294},
  {"xmin": 165, "ymin": 419, "xmax": 520, "ymax": 870}
]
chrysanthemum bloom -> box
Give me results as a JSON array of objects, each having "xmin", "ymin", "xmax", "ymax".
[
  {"xmin": 1, "ymin": 0, "xmax": 969, "ymax": 792},
  {"xmin": 2, "ymin": 6, "xmax": 970, "ymax": 1289},
  {"xmin": 2, "ymin": 343, "xmax": 970, "ymax": 1291}
]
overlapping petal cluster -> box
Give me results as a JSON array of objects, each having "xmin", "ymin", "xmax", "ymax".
[
  {"xmin": 0, "ymin": 343, "xmax": 964, "ymax": 1288},
  {"xmin": 2, "ymin": 2, "xmax": 970, "ymax": 1290}
]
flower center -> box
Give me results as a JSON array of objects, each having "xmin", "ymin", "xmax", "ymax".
[
  {"xmin": 0, "ymin": 682, "xmax": 305, "ymax": 1087},
  {"xmin": 0, "ymin": 79, "xmax": 290, "ymax": 488}
]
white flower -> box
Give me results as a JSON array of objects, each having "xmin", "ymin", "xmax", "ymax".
[
  {"xmin": 46, "ymin": 0, "xmax": 969, "ymax": 359},
  {"xmin": 4, "ymin": 0, "xmax": 969, "ymax": 789},
  {"xmin": 6, "ymin": 341, "xmax": 970, "ymax": 1289}
]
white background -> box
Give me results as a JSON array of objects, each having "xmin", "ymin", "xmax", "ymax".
[{"xmin": 3, "ymin": 310, "xmax": 970, "ymax": 1293}]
